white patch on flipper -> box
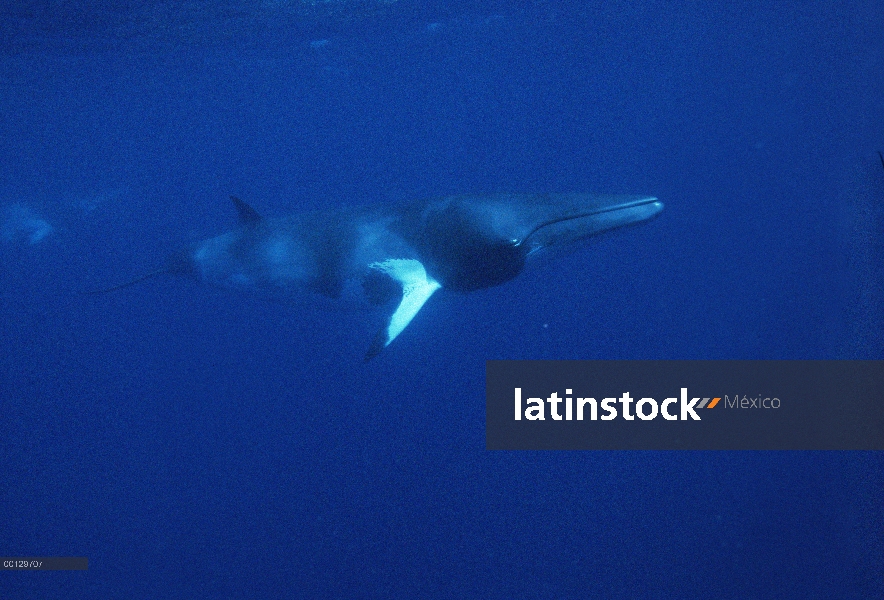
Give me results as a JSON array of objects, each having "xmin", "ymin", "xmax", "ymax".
[{"xmin": 366, "ymin": 258, "xmax": 441, "ymax": 359}]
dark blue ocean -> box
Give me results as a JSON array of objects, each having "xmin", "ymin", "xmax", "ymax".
[{"xmin": 2, "ymin": 1, "xmax": 882, "ymax": 597}]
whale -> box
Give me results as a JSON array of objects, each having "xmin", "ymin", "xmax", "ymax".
[{"xmin": 93, "ymin": 193, "xmax": 663, "ymax": 359}]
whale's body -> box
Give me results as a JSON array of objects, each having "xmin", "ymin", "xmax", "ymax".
[{"xmin": 116, "ymin": 193, "xmax": 663, "ymax": 359}]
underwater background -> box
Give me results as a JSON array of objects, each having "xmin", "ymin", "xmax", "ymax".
[{"xmin": 1, "ymin": 0, "xmax": 882, "ymax": 597}]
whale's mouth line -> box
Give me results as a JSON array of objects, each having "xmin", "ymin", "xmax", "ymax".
[{"xmin": 518, "ymin": 197, "xmax": 660, "ymax": 246}]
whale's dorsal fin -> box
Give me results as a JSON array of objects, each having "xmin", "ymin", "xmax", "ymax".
[
  {"xmin": 230, "ymin": 196, "xmax": 262, "ymax": 226},
  {"xmin": 364, "ymin": 259, "xmax": 441, "ymax": 361}
]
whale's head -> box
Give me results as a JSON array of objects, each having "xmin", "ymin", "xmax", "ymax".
[{"xmin": 410, "ymin": 194, "xmax": 663, "ymax": 292}]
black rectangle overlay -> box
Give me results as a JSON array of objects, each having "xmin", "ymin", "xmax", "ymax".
[
  {"xmin": 1, "ymin": 557, "xmax": 88, "ymax": 570},
  {"xmin": 487, "ymin": 361, "xmax": 884, "ymax": 450}
]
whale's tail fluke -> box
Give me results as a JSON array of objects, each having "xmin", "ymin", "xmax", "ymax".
[
  {"xmin": 85, "ymin": 249, "xmax": 194, "ymax": 295},
  {"xmin": 85, "ymin": 267, "xmax": 171, "ymax": 294}
]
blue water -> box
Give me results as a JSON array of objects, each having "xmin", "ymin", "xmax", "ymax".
[{"xmin": 1, "ymin": 1, "xmax": 882, "ymax": 597}]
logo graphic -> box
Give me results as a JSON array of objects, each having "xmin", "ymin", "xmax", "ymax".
[
  {"xmin": 487, "ymin": 360, "xmax": 883, "ymax": 450},
  {"xmin": 514, "ymin": 387, "xmax": 721, "ymax": 421}
]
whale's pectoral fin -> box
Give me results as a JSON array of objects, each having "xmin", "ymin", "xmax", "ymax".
[{"xmin": 364, "ymin": 259, "xmax": 442, "ymax": 361}]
